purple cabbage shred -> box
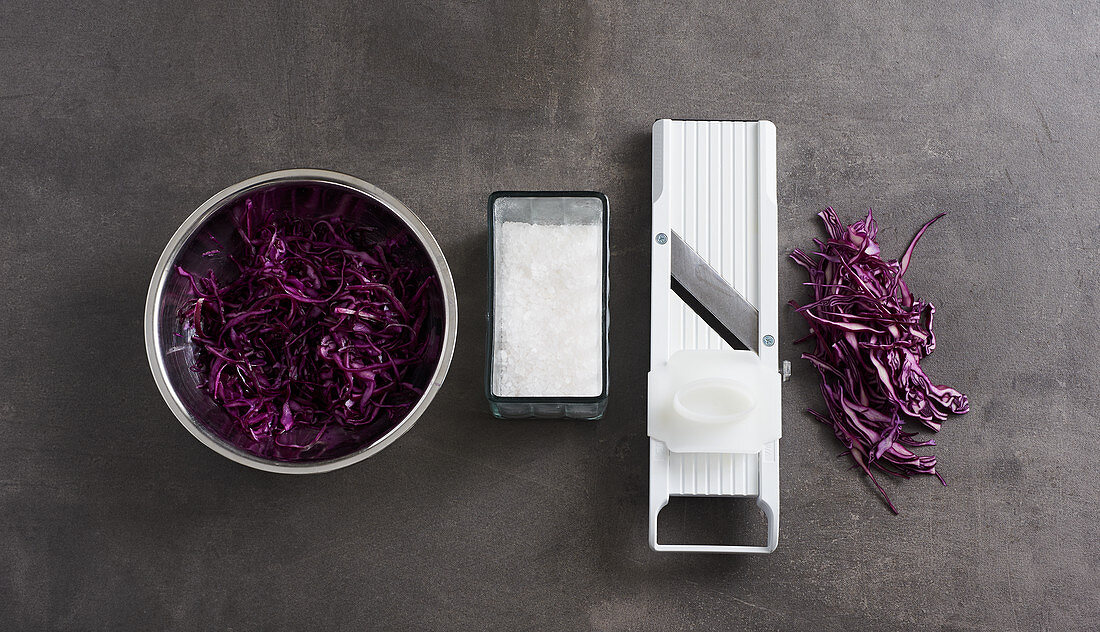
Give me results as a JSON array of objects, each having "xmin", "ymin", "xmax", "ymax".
[
  {"xmin": 177, "ymin": 199, "xmax": 439, "ymax": 461},
  {"xmin": 790, "ymin": 208, "xmax": 969, "ymax": 513}
]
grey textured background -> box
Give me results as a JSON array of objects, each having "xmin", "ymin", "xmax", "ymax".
[{"xmin": 2, "ymin": 1, "xmax": 1098, "ymax": 630}]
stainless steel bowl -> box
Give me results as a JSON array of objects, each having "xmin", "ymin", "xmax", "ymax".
[{"xmin": 144, "ymin": 169, "xmax": 457, "ymax": 473}]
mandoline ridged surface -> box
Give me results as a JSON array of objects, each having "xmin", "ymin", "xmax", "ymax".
[
  {"xmin": 658, "ymin": 120, "xmax": 770, "ymax": 497},
  {"xmin": 664, "ymin": 120, "xmax": 762, "ymax": 354}
]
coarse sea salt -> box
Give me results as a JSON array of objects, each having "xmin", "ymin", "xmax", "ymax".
[{"xmin": 492, "ymin": 221, "xmax": 603, "ymax": 397}]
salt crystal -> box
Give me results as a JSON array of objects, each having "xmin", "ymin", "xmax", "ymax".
[{"xmin": 492, "ymin": 220, "xmax": 604, "ymax": 397}]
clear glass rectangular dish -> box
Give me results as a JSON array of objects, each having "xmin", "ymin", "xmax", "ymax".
[{"xmin": 485, "ymin": 191, "xmax": 609, "ymax": 419}]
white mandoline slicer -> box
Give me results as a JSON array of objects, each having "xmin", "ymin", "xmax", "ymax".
[{"xmin": 649, "ymin": 119, "xmax": 784, "ymax": 553}]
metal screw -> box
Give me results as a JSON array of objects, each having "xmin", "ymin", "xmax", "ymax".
[
  {"xmin": 763, "ymin": 335, "xmax": 775, "ymax": 347},
  {"xmin": 655, "ymin": 233, "xmax": 668, "ymax": 244}
]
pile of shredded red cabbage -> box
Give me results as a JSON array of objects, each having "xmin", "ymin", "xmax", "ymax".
[
  {"xmin": 790, "ymin": 208, "xmax": 969, "ymax": 513},
  {"xmin": 177, "ymin": 198, "xmax": 441, "ymax": 461}
]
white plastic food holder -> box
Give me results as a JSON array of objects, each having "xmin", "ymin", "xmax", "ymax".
[{"xmin": 648, "ymin": 119, "xmax": 782, "ymax": 553}]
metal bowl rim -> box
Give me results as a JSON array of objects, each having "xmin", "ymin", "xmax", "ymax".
[{"xmin": 144, "ymin": 168, "xmax": 458, "ymax": 474}]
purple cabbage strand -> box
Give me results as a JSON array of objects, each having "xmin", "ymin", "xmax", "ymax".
[
  {"xmin": 790, "ymin": 208, "xmax": 969, "ymax": 513},
  {"xmin": 178, "ymin": 199, "xmax": 439, "ymax": 461}
]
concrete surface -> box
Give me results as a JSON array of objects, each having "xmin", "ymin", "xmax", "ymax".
[{"xmin": 1, "ymin": 1, "xmax": 1098, "ymax": 630}]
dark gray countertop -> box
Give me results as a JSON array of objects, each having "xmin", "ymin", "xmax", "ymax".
[{"xmin": 2, "ymin": 2, "xmax": 1097, "ymax": 630}]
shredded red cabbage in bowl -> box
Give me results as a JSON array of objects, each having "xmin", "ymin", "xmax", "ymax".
[
  {"xmin": 173, "ymin": 184, "xmax": 444, "ymax": 462},
  {"xmin": 791, "ymin": 208, "xmax": 969, "ymax": 513}
]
